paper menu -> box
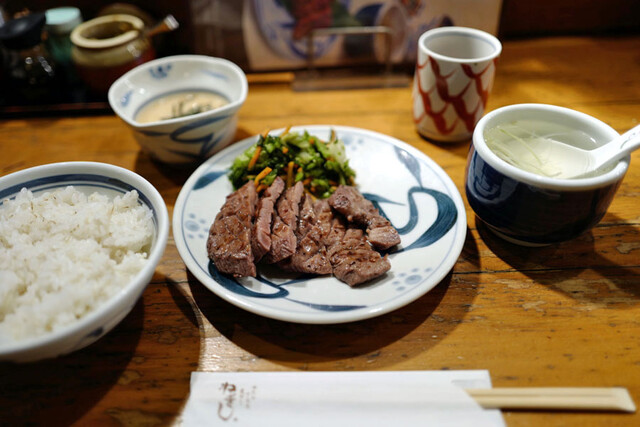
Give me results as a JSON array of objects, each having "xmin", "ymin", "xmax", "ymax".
[{"xmin": 181, "ymin": 370, "xmax": 505, "ymax": 426}]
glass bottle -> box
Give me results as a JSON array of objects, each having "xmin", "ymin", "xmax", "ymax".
[{"xmin": 0, "ymin": 12, "xmax": 58, "ymax": 103}]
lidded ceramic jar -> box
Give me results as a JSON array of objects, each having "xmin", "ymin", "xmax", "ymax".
[{"xmin": 70, "ymin": 14, "xmax": 154, "ymax": 95}]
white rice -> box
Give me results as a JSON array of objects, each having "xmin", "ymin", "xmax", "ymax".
[{"xmin": 0, "ymin": 186, "xmax": 154, "ymax": 342}]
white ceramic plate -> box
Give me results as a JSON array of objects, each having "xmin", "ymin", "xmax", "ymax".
[{"xmin": 173, "ymin": 125, "xmax": 467, "ymax": 324}]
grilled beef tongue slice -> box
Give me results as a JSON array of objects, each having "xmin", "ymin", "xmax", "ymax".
[
  {"xmin": 314, "ymin": 199, "xmax": 391, "ymax": 286},
  {"xmin": 278, "ymin": 194, "xmax": 332, "ymax": 275},
  {"xmin": 252, "ymin": 177, "xmax": 286, "ymax": 262},
  {"xmin": 264, "ymin": 181, "xmax": 304, "ymax": 263},
  {"xmin": 207, "ymin": 180, "xmax": 258, "ymax": 277},
  {"xmin": 328, "ymin": 185, "xmax": 400, "ymax": 250}
]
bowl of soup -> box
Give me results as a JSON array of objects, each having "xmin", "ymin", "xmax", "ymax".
[
  {"xmin": 108, "ymin": 55, "xmax": 248, "ymax": 165},
  {"xmin": 465, "ymin": 103, "xmax": 629, "ymax": 246}
]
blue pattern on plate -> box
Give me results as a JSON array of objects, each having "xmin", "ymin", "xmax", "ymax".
[
  {"xmin": 208, "ymin": 261, "xmax": 367, "ymax": 311},
  {"xmin": 149, "ymin": 64, "xmax": 172, "ymax": 79},
  {"xmin": 389, "ymin": 187, "xmax": 457, "ymax": 252},
  {"xmin": 120, "ymin": 90, "xmax": 133, "ymax": 108},
  {"xmin": 194, "ymin": 170, "xmax": 228, "ymax": 190}
]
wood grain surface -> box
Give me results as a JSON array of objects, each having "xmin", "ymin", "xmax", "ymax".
[{"xmin": 1, "ymin": 36, "xmax": 639, "ymax": 426}]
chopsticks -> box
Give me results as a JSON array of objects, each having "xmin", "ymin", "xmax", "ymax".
[{"xmin": 466, "ymin": 387, "xmax": 636, "ymax": 412}]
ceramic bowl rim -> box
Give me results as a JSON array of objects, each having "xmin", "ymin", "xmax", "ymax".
[
  {"xmin": 108, "ymin": 54, "xmax": 248, "ymax": 130},
  {"xmin": 472, "ymin": 103, "xmax": 629, "ymax": 191},
  {"xmin": 418, "ymin": 26, "xmax": 502, "ymax": 64},
  {"xmin": 0, "ymin": 161, "xmax": 169, "ymax": 359},
  {"xmin": 70, "ymin": 14, "xmax": 144, "ymax": 49}
]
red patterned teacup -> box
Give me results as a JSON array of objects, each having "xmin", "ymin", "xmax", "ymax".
[{"xmin": 412, "ymin": 27, "xmax": 501, "ymax": 143}]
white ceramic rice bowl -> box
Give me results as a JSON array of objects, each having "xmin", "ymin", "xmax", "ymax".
[{"xmin": 0, "ymin": 162, "xmax": 169, "ymax": 362}]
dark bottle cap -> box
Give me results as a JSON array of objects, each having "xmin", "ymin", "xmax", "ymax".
[{"xmin": 0, "ymin": 12, "xmax": 46, "ymax": 50}]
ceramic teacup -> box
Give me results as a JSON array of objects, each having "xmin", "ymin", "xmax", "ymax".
[{"xmin": 413, "ymin": 26, "xmax": 501, "ymax": 143}]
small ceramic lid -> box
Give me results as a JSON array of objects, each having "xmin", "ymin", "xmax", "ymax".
[
  {"xmin": 45, "ymin": 7, "xmax": 82, "ymax": 35},
  {"xmin": 0, "ymin": 12, "xmax": 46, "ymax": 50}
]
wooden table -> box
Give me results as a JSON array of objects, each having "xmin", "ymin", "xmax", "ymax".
[{"xmin": 1, "ymin": 35, "xmax": 639, "ymax": 426}]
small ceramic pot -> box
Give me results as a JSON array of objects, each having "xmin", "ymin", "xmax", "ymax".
[
  {"xmin": 465, "ymin": 104, "xmax": 629, "ymax": 246},
  {"xmin": 71, "ymin": 14, "xmax": 154, "ymax": 95}
]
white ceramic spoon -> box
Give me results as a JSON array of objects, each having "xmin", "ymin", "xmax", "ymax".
[{"xmin": 543, "ymin": 123, "xmax": 640, "ymax": 179}]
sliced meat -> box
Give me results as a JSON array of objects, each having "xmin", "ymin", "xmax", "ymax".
[
  {"xmin": 279, "ymin": 194, "xmax": 331, "ymax": 275},
  {"xmin": 328, "ymin": 185, "xmax": 400, "ymax": 250},
  {"xmin": 329, "ymin": 229, "xmax": 391, "ymax": 287},
  {"xmin": 208, "ymin": 183, "xmax": 393, "ymax": 286},
  {"xmin": 296, "ymin": 193, "xmax": 317, "ymax": 238},
  {"xmin": 313, "ymin": 199, "xmax": 334, "ymax": 243},
  {"xmin": 252, "ymin": 177, "xmax": 286, "ymax": 262},
  {"xmin": 264, "ymin": 181, "xmax": 304, "ymax": 263},
  {"xmin": 316, "ymin": 199, "xmax": 391, "ymax": 286},
  {"xmin": 207, "ymin": 181, "xmax": 258, "ymax": 277}
]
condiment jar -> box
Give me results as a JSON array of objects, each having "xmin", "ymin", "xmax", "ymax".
[
  {"xmin": 0, "ymin": 12, "xmax": 59, "ymax": 103},
  {"xmin": 70, "ymin": 14, "xmax": 154, "ymax": 95},
  {"xmin": 45, "ymin": 7, "xmax": 82, "ymax": 67}
]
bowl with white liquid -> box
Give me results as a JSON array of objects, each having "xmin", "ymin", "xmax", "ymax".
[
  {"xmin": 108, "ymin": 55, "xmax": 248, "ymax": 166},
  {"xmin": 465, "ymin": 103, "xmax": 629, "ymax": 246}
]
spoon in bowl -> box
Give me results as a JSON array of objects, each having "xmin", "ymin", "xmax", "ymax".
[{"xmin": 541, "ymin": 123, "xmax": 640, "ymax": 179}]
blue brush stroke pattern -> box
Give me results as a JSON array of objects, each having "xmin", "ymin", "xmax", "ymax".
[
  {"xmin": 366, "ymin": 187, "xmax": 457, "ymax": 251},
  {"xmin": 208, "ymin": 261, "xmax": 366, "ymax": 312},
  {"xmin": 120, "ymin": 90, "xmax": 132, "ymax": 108},
  {"xmin": 137, "ymin": 115, "xmax": 230, "ymax": 160},
  {"xmin": 193, "ymin": 171, "xmax": 227, "ymax": 190},
  {"xmin": 395, "ymin": 187, "xmax": 458, "ymax": 252},
  {"xmin": 169, "ymin": 115, "xmax": 228, "ymax": 144},
  {"xmin": 394, "ymin": 145, "xmax": 422, "ymax": 186},
  {"xmin": 149, "ymin": 64, "xmax": 172, "ymax": 79},
  {"xmin": 209, "ymin": 261, "xmax": 289, "ymax": 298},
  {"xmin": 200, "ymin": 131, "xmax": 225, "ymax": 158}
]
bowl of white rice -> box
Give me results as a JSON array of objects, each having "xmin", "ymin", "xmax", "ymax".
[{"xmin": 0, "ymin": 162, "xmax": 169, "ymax": 362}]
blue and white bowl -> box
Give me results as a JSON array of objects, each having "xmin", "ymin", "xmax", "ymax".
[
  {"xmin": 466, "ymin": 104, "xmax": 629, "ymax": 246},
  {"xmin": 0, "ymin": 162, "xmax": 169, "ymax": 362},
  {"xmin": 108, "ymin": 55, "xmax": 248, "ymax": 166}
]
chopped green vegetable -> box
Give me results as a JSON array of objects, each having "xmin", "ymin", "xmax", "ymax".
[{"xmin": 229, "ymin": 129, "xmax": 356, "ymax": 198}]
